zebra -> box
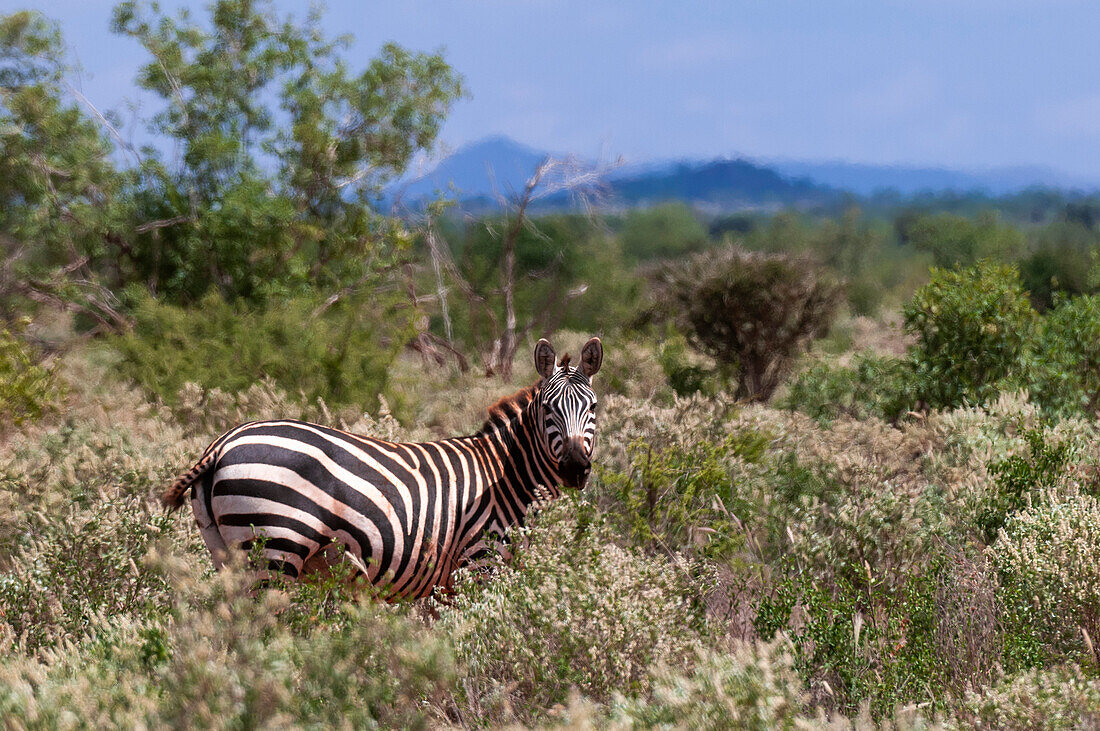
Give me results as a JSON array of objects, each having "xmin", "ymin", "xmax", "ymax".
[{"xmin": 162, "ymin": 337, "xmax": 603, "ymax": 599}]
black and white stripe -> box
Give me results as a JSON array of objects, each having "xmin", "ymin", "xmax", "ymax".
[{"xmin": 163, "ymin": 337, "xmax": 603, "ymax": 599}]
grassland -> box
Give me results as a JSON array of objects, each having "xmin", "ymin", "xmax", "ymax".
[{"xmin": 2, "ymin": 321, "xmax": 1100, "ymax": 729}]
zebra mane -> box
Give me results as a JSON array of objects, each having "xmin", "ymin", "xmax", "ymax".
[
  {"xmin": 475, "ymin": 351, "xmax": 576, "ymax": 436},
  {"xmin": 477, "ymin": 382, "xmax": 538, "ymax": 436}
]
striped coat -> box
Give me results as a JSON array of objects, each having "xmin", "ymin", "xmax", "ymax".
[{"xmin": 163, "ymin": 337, "xmax": 602, "ymax": 599}]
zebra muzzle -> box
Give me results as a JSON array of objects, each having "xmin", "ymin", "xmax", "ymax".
[{"xmin": 559, "ymin": 439, "xmax": 591, "ymax": 489}]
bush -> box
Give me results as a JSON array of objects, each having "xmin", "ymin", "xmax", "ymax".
[
  {"xmin": 656, "ymin": 246, "xmax": 843, "ymax": 401},
  {"xmin": 0, "ymin": 323, "xmax": 62, "ymax": 427},
  {"xmin": 977, "ymin": 424, "xmax": 1076, "ymax": 544},
  {"xmin": 597, "ymin": 431, "xmax": 769, "ymax": 562},
  {"xmin": 954, "ymin": 665, "xmax": 1100, "ymax": 730},
  {"xmin": 0, "ymin": 494, "xmax": 177, "ymax": 653},
  {"xmin": 901, "ymin": 211, "xmax": 1026, "ymax": 269},
  {"xmin": 992, "ymin": 491, "xmax": 1100, "ymax": 667},
  {"xmin": 770, "ymin": 456, "xmax": 947, "ymax": 594},
  {"xmin": 618, "ymin": 202, "xmax": 709, "ymax": 263},
  {"xmin": 609, "ymin": 640, "xmax": 805, "ymax": 730},
  {"xmin": 780, "ymin": 352, "xmax": 910, "ymax": 424},
  {"xmin": 437, "ymin": 498, "xmax": 709, "ymax": 725},
  {"xmin": 1032, "ymin": 294, "xmax": 1100, "ymax": 417},
  {"xmin": 752, "ymin": 556, "xmax": 945, "ymax": 717},
  {"xmin": 113, "ymin": 293, "xmax": 403, "ymax": 412},
  {"xmin": 0, "ymin": 559, "xmax": 454, "ymax": 728},
  {"xmin": 903, "ymin": 261, "xmax": 1037, "ymax": 410},
  {"xmin": 657, "ymin": 332, "xmax": 725, "ymax": 398}
]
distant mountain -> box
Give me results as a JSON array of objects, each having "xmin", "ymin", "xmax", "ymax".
[
  {"xmin": 393, "ymin": 137, "xmax": 837, "ymax": 212},
  {"xmin": 603, "ymin": 159, "xmax": 836, "ymax": 211},
  {"xmin": 391, "ymin": 135, "xmax": 1098, "ymax": 213},
  {"xmin": 770, "ymin": 160, "xmax": 1096, "ymax": 196},
  {"xmin": 392, "ymin": 136, "xmax": 559, "ymax": 204}
]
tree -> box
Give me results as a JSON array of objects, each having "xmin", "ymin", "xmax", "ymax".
[
  {"xmin": 900, "ymin": 211, "xmax": 1025, "ymax": 269},
  {"xmin": 618, "ymin": 202, "xmax": 708, "ymax": 263},
  {"xmin": 1018, "ymin": 220, "xmax": 1099, "ymax": 311},
  {"xmin": 2, "ymin": 3, "xmax": 464, "ymax": 319},
  {"xmin": 110, "ymin": 0, "xmax": 464, "ymax": 304},
  {"xmin": 903, "ymin": 261, "xmax": 1036, "ymax": 410},
  {"xmin": 657, "ymin": 246, "xmax": 843, "ymax": 401},
  {"xmin": 0, "ymin": 11, "xmax": 130, "ymax": 330}
]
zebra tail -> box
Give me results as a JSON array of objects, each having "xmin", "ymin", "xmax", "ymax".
[{"xmin": 162, "ymin": 451, "xmax": 216, "ymax": 511}]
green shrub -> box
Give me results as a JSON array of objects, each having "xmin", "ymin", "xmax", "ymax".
[
  {"xmin": 597, "ymin": 431, "xmax": 769, "ymax": 562},
  {"xmin": 903, "ymin": 261, "xmax": 1037, "ymax": 410},
  {"xmin": 657, "ymin": 332, "xmax": 725, "ymax": 398},
  {"xmin": 902, "ymin": 211, "xmax": 1026, "ymax": 269},
  {"xmin": 438, "ymin": 498, "xmax": 710, "ymax": 725},
  {"xmin": 0, "ymin": 323, "xmax": 62, "ymax": 427},
  {"xmin": 992, "ymin": 491, "xmax": 1100, "ymax": 668},
  {"xmin": 977, "ymin": 424, "xmax": 1076, "ymax": 544},
  {"xmin": 618, "ymin": 202, "xmax": 709, "ymax": 263},
  {"xmin": 780, "ymin": 352, "xmax": 910, "ymax": 424},
  {"xmin": 769, "ymin": 455, "xmax": 947, "ymax": 593},
  {"xmin": 113, "ymin": 293, "xmax": 404, "ymax": 412},
  {"xmin": 1018, "ymin": 221, "xmax": 1098, "ymax": 312},
  {"xmin": 1032, "ymin": 294, "xmax": 1100, "ymax": 417},
  {"xmin": 753, "ymin": 561, "xmax": 942, "ymax": 717},
  {"xmin": 655, "ymin": 246, "xmax": 843, "ymax": 401}
]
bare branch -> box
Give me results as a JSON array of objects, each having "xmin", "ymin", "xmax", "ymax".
[
  {"xmin": 134, "ymin": 215, "xmax": 194, "ymax": 234},
  {"xmin": 64, "ymin": 81, "xmax": 142, "ymax": 168}
]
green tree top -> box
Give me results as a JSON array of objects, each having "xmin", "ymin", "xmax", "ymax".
[{"xmin": 106, "ymin": 0, "xmax": 464, "ymax": 303}]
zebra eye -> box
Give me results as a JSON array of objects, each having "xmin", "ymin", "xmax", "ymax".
[{"xmin": 590, "ymin": 403, "xmax": 598, "ymax": 414}]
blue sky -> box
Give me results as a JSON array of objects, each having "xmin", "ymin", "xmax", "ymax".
[{"xmin": 11, "ymin": 1, "xmax": 1100, "ymax": 179}]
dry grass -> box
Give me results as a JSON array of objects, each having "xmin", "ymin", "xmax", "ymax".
[{"xmin": 1, "ymin": 327, "xmax": 1098, "ymax": 726}]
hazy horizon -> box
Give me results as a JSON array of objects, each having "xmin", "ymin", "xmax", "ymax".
[{"xmin": 9, "ymin": 1, "xmax": 1100, "ymax": 183}]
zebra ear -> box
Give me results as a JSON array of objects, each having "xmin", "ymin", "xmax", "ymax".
[
  {"xmin": 580, "ymin": 337, "xmax": 603, "ymax": 378},
  {"xmin": 534, "ymin": 338, "xmax": 557, "ymax": 379}
]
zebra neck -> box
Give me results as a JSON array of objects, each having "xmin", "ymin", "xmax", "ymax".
[{"xmin": 471, "ymin": 397, "xmax": 561, "ymax": 531}]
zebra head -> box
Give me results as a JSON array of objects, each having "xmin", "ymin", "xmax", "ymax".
[{"xmin": 533, "ymin": 337, "xmax": 603, "ymax": 489}]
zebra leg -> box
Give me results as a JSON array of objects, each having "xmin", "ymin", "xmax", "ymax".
[
  {"xmin": 191, "ymin": 483, "xmax": 230, "ymax": 570},
  {"xmin": 300, "ymin": 540, "xmax": 372, "ymax": 590}
]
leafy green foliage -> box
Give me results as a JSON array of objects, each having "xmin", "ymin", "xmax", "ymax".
[
  {"xmin": 900, "ymin": 211, "xmax": 1026, "ymax": 268},
  {"xmin": 978, "ymin": 424, "xmax": 1076, "ymax": 544},
  {"xmin": 113, "ymin": 292, "xmax": 404, "ymax": 411},
  {"xmin": 656, "ymin": 246, "xmax": 843, "ymax": 401},
  {"xmin": 1032, "ymin": 294, "xmax": 1100, "ymax": 417},
  {"xmin": 0, "ymin": 12, "xmax": 128, "ymax": 324},
  {"xmin": 780, "ymin": 352, "xmax": 910, "ymax": 424},
  {"xmin": 618, "ymin": 202, "xmax": 709, "ymax": 262},
  {"xmin": 108, "ymin": 0, "xmax": 463, "ymax": 305},
  {"xmin": 754, "ymin": 564, "xmax": 942, "ymax": 717},
  {"xmin": 440, "ymin": 213, "xmax": 609, "ymax": 347},
  {"xmin": 1019, "ymin": 221, "xmax": 1100, "ymax": 311},
  {"xmin": 597, "ymin": 432, "xmax": 768, "ymax": 562},
  {"xmin": 656, "ymin": 332, "xmax": 725, "ymax": 397},
  {"xmin": 903, "ymin": 261, "xmax": 1037, "ymax": 410},
  {"xmin": 0, "ymin": 323, "xmax": 62, "ymax": 426}
]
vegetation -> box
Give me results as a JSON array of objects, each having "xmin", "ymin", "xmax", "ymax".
[
  {"xmin": 654, "ymin": 246, "xmax": 843, "ymax": 401},
  {"xmin": 903, "ymin": 261, "xmax": 1037, "ymax": 410},
  {"xmin": 0, "ymin": 321, "xmax": 62, "ymax": 427},
  {"xmin": 7, "ymin": 1, "xmax": 1100, "ymax": 727}
]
